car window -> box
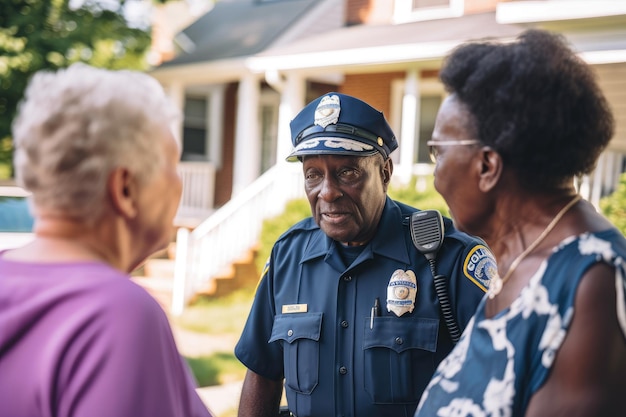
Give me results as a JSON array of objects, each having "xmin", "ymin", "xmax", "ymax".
[{"xmin": 0, "ymin": 196, "xmax": 34, "ymax": 232}]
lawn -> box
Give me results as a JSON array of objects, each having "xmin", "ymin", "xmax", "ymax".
[{"xmin": 171, "ymin": 286, "xmax": 255, "ymax": 387}]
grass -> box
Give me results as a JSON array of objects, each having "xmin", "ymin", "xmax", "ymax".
[
  {"xmin": 171, "ymin": 286, "xmax": 255, "ymax": 334},
  {"xmin": 172, "ymin": 286, "xmax": 255, "ymax": 388},
  {"xmin": 184, "ymin": 352, "xmax": 247, "ymax": 387}
]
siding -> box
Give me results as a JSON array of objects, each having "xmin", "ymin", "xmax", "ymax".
[{"xmin": 595, "ymin": 63, "xmax": 626, "ymax": 152}]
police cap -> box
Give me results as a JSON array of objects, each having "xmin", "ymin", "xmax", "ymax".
[{"xmin": 287, "ymin": 92, "xmax": 398, "ymax": 162}]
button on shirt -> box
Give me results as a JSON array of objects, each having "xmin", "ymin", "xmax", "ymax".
[{"xmin": 235, "ymin": 197, "xmax": 490, "ymax": 417}]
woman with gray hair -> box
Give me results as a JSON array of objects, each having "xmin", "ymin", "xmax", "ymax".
[{"xmin": 0, "ymin": 64, "xmax": 214, "ymax": 417}]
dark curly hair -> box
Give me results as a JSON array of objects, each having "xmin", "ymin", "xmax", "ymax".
[{"xmin": 440, "ymin": 29, "xmax": 614, "ymax": 191}]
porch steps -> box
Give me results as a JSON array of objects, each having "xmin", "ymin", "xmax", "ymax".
[
  {"xmin": 192, "ymin": 245, "xmax": 260, "ymax": 300},
  {"xmin": 132, "ymin": 242, "xmax": 259, "ymax": 312}
]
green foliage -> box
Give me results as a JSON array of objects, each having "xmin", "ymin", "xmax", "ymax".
[
  {"xmin": 184, "ymin": 352, "xmax": 246, "ymax": 387},
  {"xmin": 256, "ymin": 198, "xmax": 311, "ymax": 275},
  {"xmin": 172, "ymin": 287, "xmax": 254, "ymax": 335},
  {"xmin": 600, "ymin": 172, "xmax": 626, "ymax": 236},
  {"xmin": 0, "ymin": 0, "xmax": 156, "ymax": 178},
  {"xmin": 388, "ymin": 176, "xmax": 449, "ymax": 216}
]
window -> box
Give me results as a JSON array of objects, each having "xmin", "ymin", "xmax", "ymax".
[
  {"xmin": 413, "ymin": 0, "xmax": 450, "ymax": 8},
  {"xmin": 259, "ymin": 89, "xmax": 279, "ymax": 174},
  {"xmin": 0, "ymin": 189, "xmax": 34, "ymax": 250},
  {"xmin": 182, "ymin": 97, "xmax": 208, "ymax": 161},
  {"xmin": 394, "ymin": 0, "xmax": 463, "ymax": 23},
  {"xmin": 416, "ymin": 96, "xmax": 442, "ymax": 163},
  {"xmin": 391, "ymin": 77, "xmax": 445, "ymax": 166}
]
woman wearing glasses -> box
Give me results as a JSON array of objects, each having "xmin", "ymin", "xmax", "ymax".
[{"xmin": 415, "ymin": 29, "xmax": 626, "ymax": 417}]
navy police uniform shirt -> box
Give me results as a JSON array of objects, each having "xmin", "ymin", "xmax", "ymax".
[{"xmin": 234, "ymin": 197, "xmax": 494, "ymax": 417}]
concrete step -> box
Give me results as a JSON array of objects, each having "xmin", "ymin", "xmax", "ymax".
[
  {"xmin": 144, "ymin": 258, "xmax": 176, "ymax": 279},
  {"xmin": 132, "ymin": 275, "xmax": 174, "ymax": 312}
]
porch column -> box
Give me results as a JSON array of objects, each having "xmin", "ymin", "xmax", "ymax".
[
  {"xmin": 398, "ymin": 68, "xmax": 419, "ymax": 184},
  {"xmin": 165, "ymin": 80, "xmax": 185, "ymax": 145},
  {"xmin": 233, "ymin": 74, "xmax": 261, "ymax": 196},
  {"xmin": 208, "ymin": 85, "xmax": 225, "ymax": 169},
  {"xmin": 276, "ymin": 73, "xmax": 306, "ymax": 163}
]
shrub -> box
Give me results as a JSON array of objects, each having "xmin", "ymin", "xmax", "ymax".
[{"xmin": 600, "ymin": 172, "xmax": 626, "ymax": 236}]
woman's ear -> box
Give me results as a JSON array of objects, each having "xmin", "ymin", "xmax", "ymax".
[
  {"xmin": 478, "ymin": 147, "xmax": 502, "ymax": 193},
  {"xmin": 108, "ymin": 167, "xmax": 138, "ymax": 218}
]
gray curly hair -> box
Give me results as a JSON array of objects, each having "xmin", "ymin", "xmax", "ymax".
[{"xmin": 12, "ymin": 63, "xmax": 180, "ymax": 224}]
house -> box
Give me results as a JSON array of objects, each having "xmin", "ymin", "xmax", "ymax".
[{"xmin": 148, "ymin": 0, "xmax": 626, "ymax": 314}]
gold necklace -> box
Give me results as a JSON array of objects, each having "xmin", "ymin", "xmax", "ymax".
[{"xmin": 487, "ymin": 194, "xmax": 582, "ymax": 299}]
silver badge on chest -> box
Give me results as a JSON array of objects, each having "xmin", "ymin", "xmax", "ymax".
[{"xmin": 386, "ymin": 269, "xmax": 417, "ymax": 317}]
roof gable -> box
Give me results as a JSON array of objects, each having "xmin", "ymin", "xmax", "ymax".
[{"xmin": 160, "ymin": 0, "xmax": 320, "ymax": 67}]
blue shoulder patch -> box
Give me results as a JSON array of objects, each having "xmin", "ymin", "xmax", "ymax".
[{"xmin": 463, "ymin": 244, "xmax": 497, "ymax": 292}]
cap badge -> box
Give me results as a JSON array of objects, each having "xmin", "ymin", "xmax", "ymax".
[
  {"xmin": 314, "ymin": 94, "xmax": 341, "ymax": 128},
  {"xmin": 386, "ymin": 269, "xmax": 417, "ymax": 317}
]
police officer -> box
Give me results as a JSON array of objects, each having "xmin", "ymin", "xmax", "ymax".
[{"xmin": 235, "ymin": 93, "xmax": 495, "ymax": 417}]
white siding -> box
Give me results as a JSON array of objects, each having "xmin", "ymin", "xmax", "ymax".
[{"xmin": 595, "ymin": 63, "xmax": 626, "ymax": 152}]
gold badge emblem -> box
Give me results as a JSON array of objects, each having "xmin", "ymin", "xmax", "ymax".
[
  {"xmin": 386, "ymin": 269, "xmax": 417, "ymax": 317},
  {"xmin": 314, "ymin": 94, "xmax": 341, "ymax": 128}
]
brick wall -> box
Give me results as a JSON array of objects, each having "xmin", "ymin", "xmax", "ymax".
[
  {"xmin": 346, "ymin": 0, "xmax": 394, "ymax": 25},
  {"xmin": 464, "ymin": 0, "xmax": 499, "ymax": 14},
  {"xmin": 341, "ymin": 72, "xmax": 405, "ymax": 116}
]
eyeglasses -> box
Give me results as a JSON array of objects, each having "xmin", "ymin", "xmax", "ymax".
[{"xmin": 426, "ymin": 140, "xmax": 481, "ymax": 163}]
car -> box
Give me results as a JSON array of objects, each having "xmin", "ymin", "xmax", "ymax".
[{"xmin": 0, "ymin": 184, "xmax": 35, "ymax": 250}]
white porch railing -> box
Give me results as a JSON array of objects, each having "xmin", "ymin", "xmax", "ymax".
[
  {"xmin": 577, "ymin": 150, "xmax": 625, "ymax": 208},
  {"xmin": 175, "ymin": 161, "xmax": 216, "ymax": 226},
  {"xmin": 171, "ymin": 163, "xmax": 305, "ymax": 315}
]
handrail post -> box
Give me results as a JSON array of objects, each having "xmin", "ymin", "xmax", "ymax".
[{"xmin": 172, "ymin": 227, "xmax": 190, "ymax": 316}]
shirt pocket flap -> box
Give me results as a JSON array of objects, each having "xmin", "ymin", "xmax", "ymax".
[
  {"xmin": 269, "ymin": 312, "xmax": 323, "ymax": 344},
  {"xmin": 363, "ymin": 317, "xmax": 438, "ymax": 354}
]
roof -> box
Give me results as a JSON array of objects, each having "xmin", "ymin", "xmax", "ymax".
[
  {"xmin": 159, "ymin": 0, "xmax": 320, "ymax": 67},
  {"xmin": 248, "ymin": 12, "xmax": 525, "ymax": 72},
  {"xmin": 257, "ymin": 12, "xmax": 521, "ymax": 57}
]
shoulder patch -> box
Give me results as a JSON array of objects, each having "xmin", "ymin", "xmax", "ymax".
[
  {"xmin": 253, "ymin": 256, "xmax": 270, "ymax": 292},
  {"xmin": 463, "ymin": 244, "xmax": 497, "ymax": 292}
]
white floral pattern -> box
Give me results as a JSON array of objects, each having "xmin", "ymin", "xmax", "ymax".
[{"xmin": 415, "ymin": 230, "xmax": 626, "ymax": 417}]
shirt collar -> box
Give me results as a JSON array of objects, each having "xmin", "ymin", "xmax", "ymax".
[{"xmin": 300, "ymin": 197, "xmax": 411, "ymax": 267}]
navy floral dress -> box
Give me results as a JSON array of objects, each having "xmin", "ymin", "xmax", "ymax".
[{"xmin": 415, "ymin": 229, "xmax": 626, "ymax": 417}]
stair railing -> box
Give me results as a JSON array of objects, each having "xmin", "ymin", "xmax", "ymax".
[{"xmin": 172, "ymin": 162, "xmax": 304, "ymax": 314}]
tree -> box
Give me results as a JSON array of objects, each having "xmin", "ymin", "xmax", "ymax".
[{"xmin": 0, "ymin": 0, "xmax": 163, "ymax": 178}]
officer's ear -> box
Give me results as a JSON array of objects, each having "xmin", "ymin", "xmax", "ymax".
[{"xmin": 382, "ymin": 157, "xmax": 393, "ymax": 186}]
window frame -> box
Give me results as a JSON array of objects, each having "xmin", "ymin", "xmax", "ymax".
[{"xmin": 393, "ymin": 0, "xmax": 464, "ymax": 24}]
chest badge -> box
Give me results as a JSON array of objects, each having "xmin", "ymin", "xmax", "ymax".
[{"xmin": 386, "ymin": 269, "xmax": 417, "ymax": 317}]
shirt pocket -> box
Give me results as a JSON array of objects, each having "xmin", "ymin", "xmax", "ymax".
[
  {"xmin": 363, "ymin": 316, "xmax": 438, "ymax": 404},
  {"xmin": 269, "ymin": 312, "xmax": 323, "ymax": 394}
]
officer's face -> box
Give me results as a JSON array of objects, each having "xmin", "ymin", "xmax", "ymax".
[{"xmin": 302, "ymin": 154, "xmax": 392, "ymax": 246}]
